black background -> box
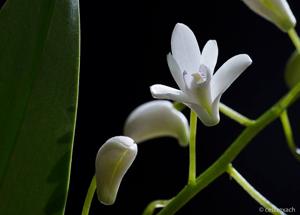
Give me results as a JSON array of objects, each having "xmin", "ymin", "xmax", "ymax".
[{"xmin": 66, "ymin": 1, "xmax": 300, "ymax": 214}]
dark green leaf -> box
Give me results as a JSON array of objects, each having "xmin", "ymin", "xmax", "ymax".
[{"xmin": 0, "ymin": 0, "xmax": 80, "ymax": 214}]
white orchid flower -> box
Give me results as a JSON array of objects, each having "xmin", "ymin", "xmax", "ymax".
[
  {"xmin": 124, "ymin": 100, "xmax": 189, "ymax": 147},
  {"xmin": 242, "ymin": 0, "xmax": 296, "ymax": 32},
  {"xmin": 95, "ymin": 136, "xmax": 137, "ymax": 205},
  {"xmin": 150, "ymin": 23, "xmax": 252, "ymax": 126}
]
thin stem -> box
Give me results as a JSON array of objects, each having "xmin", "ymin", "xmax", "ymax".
[
  {"xmin": 219, "ymin": 103, "xmax": 256, "ymax": 126},
  {"xmin": 157, "ymin": 82, "xmax": 300, "ymax": 215},
  {"xmin": 188, "ymin": 110, "xmax": 197, "ymax": 185},
  {"xmin": 280, "ymin": 110, "xmax": 300, "ymax": 161},
  {"xmin": 81, "ymin": 175, "xmax": 97, "ymax": 215},
  {"xmin": 227, "ymin": 164, "xmax": 286, "ymax": 215},
  {"xmin": 142, "ymin": 200, "xmax": 170, "ymax": 215},
  {"xmin": 288, "ymin": 28, "xmax": 300, "ymax": 53}
]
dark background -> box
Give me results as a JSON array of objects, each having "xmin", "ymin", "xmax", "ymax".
[{"xmin": 66, "ymin": 1, "xmax": 300, "ymax": 214}]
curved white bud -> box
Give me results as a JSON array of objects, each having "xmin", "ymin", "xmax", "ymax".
[
  {"xmin": 95, "ymin": 136, "xmax": 137, "ymax": 205},
  {"xmin": 242, "ymin": 0, "xmax": 296, "ymax": 32},
  {"xmin": 124, "ymin": 100, "xmax": 190, "ymax": 147}
]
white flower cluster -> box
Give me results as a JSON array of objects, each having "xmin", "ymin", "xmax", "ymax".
[{"xmin": 95, "ymin": 0, "xmax": 297, "ymax": 206}]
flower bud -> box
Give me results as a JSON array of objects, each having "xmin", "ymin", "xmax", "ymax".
[
  {"xmin": 285, "ymin": 50, "xmax": 300, "ymax": 88},
  {"xmin": 242, "ymin": 0, "xmax": 296, "ymax": 32},
  {"xmin": 124, "ymin": 100, "xmax": 190, "ymax": 147},
  {"xmin": 95, "ymin": 136, "xmax": 137, "ymax": 205}
]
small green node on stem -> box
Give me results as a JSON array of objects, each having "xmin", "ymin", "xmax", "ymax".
[
  {"xmin": 173, "ymin": 102, "xmax": 186, "ymax": 111},
  {"xmin": 142, "ymin": 200, "xmax": 171, "ymax": 215}
]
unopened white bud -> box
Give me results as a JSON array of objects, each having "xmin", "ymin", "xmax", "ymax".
[
  {"xmin": 124, "ymin": 100, "xmax": 190, "ymax": 146},
  {"xmin": 242, "ymin": 0, "xmax": 296, "ymax": 32},
  {"xmin": 95, "ymin": 136, "xmax": 137, "ymax": 205}
]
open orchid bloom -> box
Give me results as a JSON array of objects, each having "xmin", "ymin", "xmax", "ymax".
[
  {"xmin": 124, "ymin": 100, "xmax": 189, "ymax": 147},
  {"xmin": 150, "ymin": 23, "xmax": 252, "ymax": 126},
  {"xmin": 95, "ymin": 136, "xmax": 137, "ymax": 205},
  {"xmin": 242, "ymin": 0, "xmax": 296, "ymax": 32}
]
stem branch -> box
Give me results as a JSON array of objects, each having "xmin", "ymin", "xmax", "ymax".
[
  {"xmin": 219, "ymin": 103, "xmax": 255, "ymax": 126},
  {"xmin": 227, "ymin": 164, "xmax": 286, "ymax": 215},
  {"xmin": 280, "ymin": 110, "xmax": 300, "ymax": 161},
  {"xmin": 81, "ymin": 175, "xmax": 96, "ymax": 215}
]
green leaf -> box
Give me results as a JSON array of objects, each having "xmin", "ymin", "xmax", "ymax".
[
  {"xmin": 0, "ymin": 0, "xmax": 80, "ymax": 214},
  {"xmin": 285, "ymin": 50, "xmax": 300, "ymax": 88}
]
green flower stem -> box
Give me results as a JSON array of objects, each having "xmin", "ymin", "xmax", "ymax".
[
  {"xmin": 188, "ymin": 110, "xmax": 198, "ymax": 185},
  {"xmin": 157, "ymin": 82, "xmax": 300, "ymax": 215},
  {"xmin": 219, "ymin": 103, "xmax": 256, "ymax": 126},
  {"xmin": 142, "ymin": 200, "xmax": 171, "ymax": 215},
  {"xmin": 81, "ymin": 175, "xmax": 96, "ymax": 215},
  {"xmin": 227, "ymin": 164, "xmax": 285, "ymax": 215},
  {"xmin": 288, "ymin": 28, "xmax": 300, "ymax": 53},
  {"xmin": 280, "ymin": 110, "xmax": 300, "ymax": 161}
]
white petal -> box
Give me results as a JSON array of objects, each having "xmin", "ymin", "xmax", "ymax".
[
  {"xmin": 242, "ymin": 0, "xmax": 296, "ymax": 32},
  {"xmin": 200, "ymin": 40, "xmax": 218, "ymax": 74},
  {"xmin": 95, "ymin": 136, "xmax": 137, "ymax": 205},
  {"xmin": 167, "ymin": 53, "xmax": 185, "ymax": 90},
  {"xmin": 171, "ymin": 23, "xmax": 201, "ymax": 74},
  {"xmin": 124, "ymin": 100, "xmax": 190, "ymax": 146},
  {"xmin": 150, "ymin": 84, "xmax": 192, "ymax": 103},
  {"xmin": 211, "ymin": 54, "xmax": 252, "ymax": 101}
]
